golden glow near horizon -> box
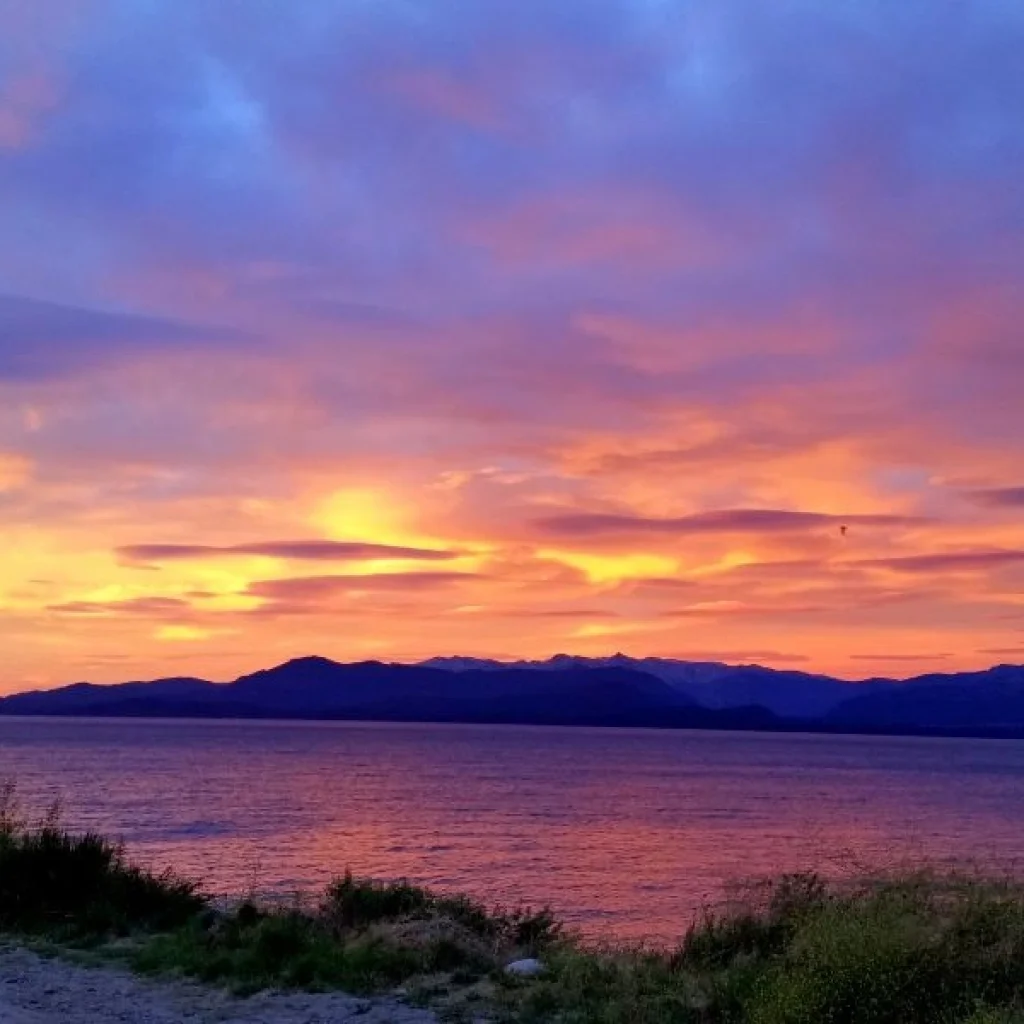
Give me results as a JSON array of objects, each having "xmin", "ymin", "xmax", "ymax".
[{"xmin": 3, "ymin": 452, "xmax": 1024, "ymax": 689}]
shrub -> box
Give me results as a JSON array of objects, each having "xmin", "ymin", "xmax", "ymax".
[
  {"xmin": 321, "ymin": 871, "xmax": 432, "ymax": 932},
  {"xmin": 496, "ymin": 945, "xmax": 701, "ymax": 1024},
  {"xmin": 680, "ymin": 872, "xmax": 830, "ymax": 970},
  {"xmin": 0, "ymin": 796, "xmax": 202, "ymax": 936},
  {"xmin": 320, "ymin": 872, "xmax": 560, "ymax": 956},
  {"xmin": 497, "ymin": 871, "xmax": 1024, "ymax": 1024}
]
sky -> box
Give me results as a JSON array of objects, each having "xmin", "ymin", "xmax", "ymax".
[{"xmin": 1, "ymin": 0, "xmax": 1023, "ymax": 690}]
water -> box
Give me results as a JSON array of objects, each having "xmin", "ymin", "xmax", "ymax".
[{"xmin": 2, "ymin": 717, "xmax": 1023, "ymax": 943}]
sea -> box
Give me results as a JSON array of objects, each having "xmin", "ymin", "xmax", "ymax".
[{"xmin": 2, "ymin": 717, "xmax": 1023, "ymax": 944}]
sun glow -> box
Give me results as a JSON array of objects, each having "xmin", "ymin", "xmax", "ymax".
[
  {"xmin": 313, "ymin": 488, "xmax": 413, "ymax": 544},
  {"xmin": 154, "ymin": 625, "xmax": 211, "ymax": 642},
  {"xmin": 539, "ymin": 549, "xmax": 679, "ymax": 583}
]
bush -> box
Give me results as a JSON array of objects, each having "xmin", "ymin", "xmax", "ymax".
[
  {"xmin": 322, "ymin": 872, "xmax": 558, "ymax": 944},
  {"xmin": 129, "ymin": 870, "xmax": 560, "ymax": 995},
  {"xmin": 322, "ymin": 871, "xmax": 432, "ymax": 931},
  {"xmin": 496, "ymin": 872, "xmax": 1024, "ymax": 1024},
  {"xmin": 497, "ymin": 945, "xmax": 702, "ymax": 1024},
  {"xmin": 680, "ymin": 872, "xmax": 830, "ymax": 970},
  {"xmin": 0, "ymin": 785, "xmax": 202, "ymax": 937}
]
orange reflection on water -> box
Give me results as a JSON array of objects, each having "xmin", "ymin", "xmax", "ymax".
[{"xmin": 2, "ymin": 718, "xmax": 1022, "ymax": 943}]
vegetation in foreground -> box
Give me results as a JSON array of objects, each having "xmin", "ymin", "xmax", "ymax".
[
  {"xmin": 3, "ymin": 783, "xmax": 1024, "ymax": 1022},
  {"xmin": 0, "ymin": 781, "xmax": 558, "ymax": 1007},
  {"xmin": 497, "ymin": 872, "xmax": 1024, "ymax": 1024}
]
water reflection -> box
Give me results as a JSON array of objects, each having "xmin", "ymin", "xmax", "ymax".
[{"xmin": 1, "ymin": 719, "xmax": 1022, "ymax": 943}]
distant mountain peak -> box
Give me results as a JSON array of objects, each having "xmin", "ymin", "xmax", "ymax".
[{"xmin": 276, "ymin": 655, "xmax": 342, "ymax": 670}]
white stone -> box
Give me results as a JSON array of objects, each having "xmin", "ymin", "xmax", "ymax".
[{"xmin": 504, "ymin": 958, "xmax": 545, "ymax": 977}]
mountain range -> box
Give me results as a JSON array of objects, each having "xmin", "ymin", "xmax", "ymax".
[{"xmin": 3, "ymin": 654, "xmax": 1024, "ymax": 738}]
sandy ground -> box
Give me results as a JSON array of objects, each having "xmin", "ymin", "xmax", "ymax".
[{"xmin": 0, "ymin": 947, "xmax": 439, "ymax": 1024}]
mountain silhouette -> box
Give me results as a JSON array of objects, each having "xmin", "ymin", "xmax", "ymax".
[
  {"xmin": 826, "ymin": 665, "xmax": 1024, "ymax": 731},
  {"xmin": 1, "ymin": 655, "xmax": 1022, "ymax": 737}
]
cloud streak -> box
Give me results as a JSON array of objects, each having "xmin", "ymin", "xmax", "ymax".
[
  {"xmin": 47, "ymin": 597, "xmax": 192, "ymax": 616},
  {"xmin": 245, "ymin": 572, "xmax": 484, "ymax": 601},
  {"xmin": 0, "ymin": 295, "xmax": 254, "ymax": 380},
  {"xmin": 858, "ymin": 551, "xmax": 1024, "ymax": 574},
  {"xmin": 849, "ymin": 654, "xmax": 952, "ymax": 663},
  {"xmin": 966, "ymin": 487, "xmax": 1024, "ymax": 509},
  {"xmin": 535, "ymin": 509, "xmax": 924, "ymax": 538},
  {"xmin": 117, "ymin": 540, "xmax": 459, "ymax": 563}
]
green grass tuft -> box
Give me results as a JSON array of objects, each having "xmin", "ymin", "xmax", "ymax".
[{"xmin": 131, "ymin": 911, "xmax": 424, "ymax": 994}]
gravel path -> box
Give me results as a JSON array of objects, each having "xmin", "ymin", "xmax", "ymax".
[{"xmin": 0, "ymin": 947, "xmax": 439, "ymax": 1024}]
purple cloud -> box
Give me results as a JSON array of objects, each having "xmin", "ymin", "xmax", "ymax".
[
  {"xmin": 0, "ymin": 295, "xmax": 253, "ymax": 380},
  {"xmin": 858, "ymin": 551, "xmax": 1024, "ymax": 574},
  {"xmin": 117, "ymin": 540, "xmax": 457, "ymax": 563},
  {"xmin": 966, "ymin": 487, "xmax": 1024, "ymax": 508},
  {"xmin": 535, "ymin": 509, "xmax": 923, "ymax": 537}
]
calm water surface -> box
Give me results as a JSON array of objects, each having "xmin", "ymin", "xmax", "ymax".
[{"xmin": 2, "ymin": 718, "xmax": 1023, "ymax": 943}]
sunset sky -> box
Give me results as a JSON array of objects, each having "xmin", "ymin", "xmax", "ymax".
[{"xmin": 1, "ymin": 0, "xmax": 1023, "ymax": 690}]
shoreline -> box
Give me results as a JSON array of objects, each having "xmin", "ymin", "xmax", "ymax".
[
  {"xmin": 5, "ymin": 710, "xmax": 1024, "ymax": 743},
  {"xmin": 4, "ymin": 796, "xmax": 1024, "ymax": 1022}
]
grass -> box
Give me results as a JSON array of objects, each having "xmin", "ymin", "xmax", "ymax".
[
  {"xmin": 131, "ymin": 876, "xmax": 559, "ymax": 997},
  {"xmin": 4, "ymin": 781, "xmax": 1024, "ymax": 1021},
  {"xmin": 495, "ymin": 871, "xmax": 1024, "ymax": 1024}
]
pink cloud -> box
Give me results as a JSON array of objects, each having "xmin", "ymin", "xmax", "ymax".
[
  {"xmin": 246, "ymin": 572, "xmax": 484, "ymax": 602},
  {"xmin": 849, "ymin": 653, "xmax": 952, "ymax": 662},
  {"xmin": 381, "ymin": 68, "xmax": 506, "ymax": 133},
  {"xmin": 0, "ymin": 71, "xmax": 60, "ymax": 149}
]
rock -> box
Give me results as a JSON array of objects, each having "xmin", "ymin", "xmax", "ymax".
[{"xmin": 504, "ymin": 958, "xmax": 545, "ymax": 977}]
